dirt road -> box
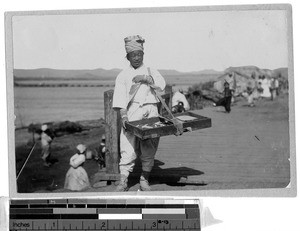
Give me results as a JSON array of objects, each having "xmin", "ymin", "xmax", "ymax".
[{"xmin": 15, "ymin": 94, "xmax": 290, "ymax": 193}]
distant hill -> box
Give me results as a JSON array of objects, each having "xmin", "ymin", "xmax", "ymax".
[
  {"xmin": 14, "ymin": 66, "xmax": 287, "ymax": 83},
  {"xmin": 13, "ymin": 68, "xmax": 122, "ymax": 80},
  {"xmin": 156, "ymin": 69, "xmax": 183, "ymax": 76},
  {"xmin": 215, "ymin": 66, "xmax": 288, "ymax": 93},
  {"xmin": 13, "ymin": 67, "xmax": 223, "ymax": 80},
  {"xmin": 224, "ymin": 66, "xmax": 288, "ymax": 79},
  {"xmin": 190, "ymin": 69, "xmax": 224, "ymax": 75},
  {"xmin": 272, "ymin": 67, "xmax": 288, "ymax": 79}
]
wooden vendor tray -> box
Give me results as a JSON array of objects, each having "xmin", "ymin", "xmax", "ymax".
[{"xmin": 126, "ymin": 111, "xmax": 211, "ymax": 140}]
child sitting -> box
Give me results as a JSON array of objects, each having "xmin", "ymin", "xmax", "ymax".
[
  {"xmin": 242, "ymin": 86, "xmax": 255, "ymax": 107},
  {"xmin": 64, "ymin": 144, "xmax": 90, "ymax": 191}
]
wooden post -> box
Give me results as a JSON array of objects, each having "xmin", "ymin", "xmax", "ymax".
[
  {"xmin": 92, "ymin": 90, "xmax": 121, "ymax": 186},
  {"xmin": 104, "ymin": 90, "xmax": 120, "ymax": 175},
  {"xmin": 165, "ymin": 84, "xmax": 173, "ymax": 109},
  {"xmin": 159, "ymin": 85, "xmax": 173, "ymax": 117}
]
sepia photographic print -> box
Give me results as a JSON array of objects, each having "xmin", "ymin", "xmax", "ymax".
[{"xmin": 5, "ymin": 4, "xmax": 296, "ymax": 197}]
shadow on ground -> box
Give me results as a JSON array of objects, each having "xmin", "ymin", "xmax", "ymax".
[{"xmin": 127, "ymin": 159, "xmax": 206, "ymax": 189}]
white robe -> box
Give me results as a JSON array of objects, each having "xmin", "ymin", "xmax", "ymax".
[
  {"xmin": 172, "ymin": 91, "xmax": 190, "ymax": 110},
  {"xmin": 112, "ymin": 64, "xmax": 166, "ymax": 109},
  {"xmin": 261, "ymin": 79, "xmax": 271, "ymax": 97},
  {"xmin": 64, "ymin": 154, "xmax": 90, "ymax": 191}
]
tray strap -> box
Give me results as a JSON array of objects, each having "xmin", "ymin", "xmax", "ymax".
[{"xmin": 148, "ymin": 67, "xmax": 184, "ymax": 136}]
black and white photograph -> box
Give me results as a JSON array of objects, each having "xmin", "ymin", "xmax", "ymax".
[{"xmin": 6, "ymin": 5, "xmax": 295, "ymax": 196}]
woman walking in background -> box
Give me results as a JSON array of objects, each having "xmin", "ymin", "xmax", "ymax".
[{"xmin": 40, "ymin": 124, "xmax": 54, "ymax": 167}]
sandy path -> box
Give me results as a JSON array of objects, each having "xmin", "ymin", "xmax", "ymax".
[
  {"xmin": 16, "ymin": 95, "xmax": 290, "ymax": 193},
  {"xmin": 142, "ymin": 95, "xmax": 290, "ymax": 191},
  {"xmin": 60, "ymin": 95, "xmax": 291, "ymax": 192},
  {"xmin": 96, "ymin": 94, "xmax": 290, "ymax": 192}
]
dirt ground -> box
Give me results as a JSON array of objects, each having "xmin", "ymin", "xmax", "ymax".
[{"xmin": 15, "ymin": 93, "xmax": 290, "ymax": 193}]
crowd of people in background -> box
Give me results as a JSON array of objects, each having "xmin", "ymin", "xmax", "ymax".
[
  {"xmin": 242, "ymin": 74, "xmax": 280, "ymax": 107},
  {"xmin": 171, "ymin": 72, "xmax": 282, "ymax": 114}
]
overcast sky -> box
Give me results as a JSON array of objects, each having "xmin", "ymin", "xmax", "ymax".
[{"xmin": 12, "ymin": 9, "xmax": 289, "ymax": 72}]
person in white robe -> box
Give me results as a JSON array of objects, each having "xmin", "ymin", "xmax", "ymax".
[
  {"xmin": 260, "ymin": 75, "xmax": 271, "ymax": 98},
  {"xmin": 112, "ymin": 35, "xmax": 167, "ymax": 191},
  {"xmin": 172, "ymin": 90, "xmax": 190, "ymax": 112},
  {"xmin": 41, "ymin": 124, "xmax": 53, "ymax": 167},
  {"xmin": 64, "ymin": 144, "xmax": 90, "ymax": 191}
]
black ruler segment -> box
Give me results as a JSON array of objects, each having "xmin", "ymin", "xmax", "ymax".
[
  {"xmin": 68, "ymin": 204, "xmax": 86, "ymax": 208},
  {"xmin": 61, "ymin": 214, "xmax": 99, "ymax": 219},
  {"xmin": 184, "ymin": 204, "xmax": 199, "ymax": 208},
  {"xmin": 126, "ymin": 204, "xmax": 146, "ymax": 208},
  {"xmin": 10, "ymin": 214, "xmax": 98, "ymax": 219},
  {"xmin": 10, "ymin": 205, "xmax": 29, "ymax": 209},
  {"xmin": 10, "ymin": 214, "xmax": 61, "ymax": 219},
  {"xmin": 30, "ymin": 204, "xmax": 67, "ymax": 208},
  {"xmin": 87, "ymin": 204, "xmax": 107, "ymax": 208},
  {"xmin": 107, "ymin": 204, "xmax": 126, "ymax": 208},
  {"xmin": 9, "ymin": 199, "xmax": 201, "ymax": 230}
]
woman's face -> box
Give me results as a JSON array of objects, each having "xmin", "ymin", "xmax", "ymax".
[{"xmin": 127, "ymin": 50, "xmax": 144, "ymax": 69}]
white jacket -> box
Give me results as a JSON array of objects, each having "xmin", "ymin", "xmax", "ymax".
[
  {"xmin": 113, "ymin": 64, "xmax": 166, "ymax": 109},
  {"xmin": 172, "ymin": 91, "xmax": 190, "ymax": 110},
  {"xmin": 69, "ymin": 154, "xmax": 85, "ymax": 168}
]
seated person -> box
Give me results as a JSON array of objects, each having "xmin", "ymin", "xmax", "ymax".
[
  {"xmin": 172, "ymin": 101, "xmax": 186, "ymax": 113},
  {"xmin": 172, "ymin": 89, "xmax": 190, "ymax": 112}
]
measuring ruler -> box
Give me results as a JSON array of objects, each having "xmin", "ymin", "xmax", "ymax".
[{"xmin": 9, "ymin": 199, "xmax": 201, "ymax": 230}]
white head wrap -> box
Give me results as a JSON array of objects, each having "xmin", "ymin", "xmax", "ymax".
[
  {"xmin": 76, "ymin": 144, "xmax": 87, "ymax": 154},
  {"xmin": 124, "ymin": 35, "xmax": 145, "ymax": 53},
  {"xmin": 41, "ymin": 124, "xmax": 48, "ymax": 131}
]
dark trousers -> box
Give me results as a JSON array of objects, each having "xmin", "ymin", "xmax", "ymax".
[{"xmin": 216, "ymin": 96, "xmax": 232, "ymax": 112}]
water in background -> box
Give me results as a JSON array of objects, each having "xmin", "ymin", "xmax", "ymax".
[
  {"xmin": 14, "ymin": 86, "xmax": 111, "ymax": 128},
  {"xmin": 13, "ymin": 74, "xmax": 219, "ymax": 128}
]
